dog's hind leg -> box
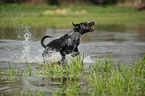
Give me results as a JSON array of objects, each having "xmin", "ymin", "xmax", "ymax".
[{"xmin": 42, "ymin": 47, "xmax": 49, "ymax": 57}]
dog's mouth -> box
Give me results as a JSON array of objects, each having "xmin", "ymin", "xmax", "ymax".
[
  {"xmin": 89, "ymin": 25, "xmax": 95, "ymax": 30},
  {"xmin": 88, "ymin": 23, "xmax": 95, "ymax": 31}
]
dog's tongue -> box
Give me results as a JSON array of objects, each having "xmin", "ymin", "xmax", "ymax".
[{"xmin": 90, "ymin": 27, "xmax": 93, "ymax": 29}]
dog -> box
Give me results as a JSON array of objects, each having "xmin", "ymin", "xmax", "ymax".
[{"xmin": 41, "ymin": 22, "xmax": 95, "ymax": 63}]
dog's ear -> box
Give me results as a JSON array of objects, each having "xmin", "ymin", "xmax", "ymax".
[
  {"xmin": 72, "ymin": 22, "xmax": 79, "ymax": 28},
  {"xmin": 72, "ymin": 22, "xmax": 75, "ymax": 26}
]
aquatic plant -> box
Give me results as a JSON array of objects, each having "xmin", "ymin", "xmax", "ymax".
[{"xmin": 0, "ymin": 55, "xmax": 145, "ymax": 96}]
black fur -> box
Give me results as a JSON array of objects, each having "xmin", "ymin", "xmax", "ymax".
[{"xmin": 41, "ymin": 22, "xmax": 95, "ymax": 63}]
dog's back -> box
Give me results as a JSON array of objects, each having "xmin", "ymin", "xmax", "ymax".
[
  {"xmin": 46, "ymin": 34, "xmax": 69, "ymax": 51},
  {"xmin": 41, "ymin": 30, "xmax": 80, "ymax": 52}
]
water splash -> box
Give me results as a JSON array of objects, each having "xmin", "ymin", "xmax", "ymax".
[
  {"xmin": 22, "ymin": 32, "xmax": 31, "ymax": 60},
  {"xmin": 17, "ymin": 25, "xmax": 43, "ymax": 63},
  {"xmin": 16, "ymin": 25, "xmax": 61, "ymax": 64},
  {"xmin": 83, "ymin": 56, "xmax": 93, "ymax": 63},
  {"xmin": 43, "ymin": 52, "xmax": 62, "ymax": 64}
]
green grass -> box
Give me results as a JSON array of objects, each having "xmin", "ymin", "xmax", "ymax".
[
  {"xmin": 0, "ymin": 4, "xmax": 145, "ymax": 28},
  {"xmin": 1, "ymin": 55, "xmax": 145, "ymax": 96}
]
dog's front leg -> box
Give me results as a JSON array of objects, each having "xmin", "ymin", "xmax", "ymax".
[
  {"xmin": 58, "ymin": 51, "xmax": 66, "ymax": 64},
  {"xmin": 71, "ymin": 47, "xmax": 80, "ymax": 57}
]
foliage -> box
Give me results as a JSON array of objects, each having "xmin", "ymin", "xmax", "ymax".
[{"xmin": 1, "ymin": 55, "xmax": 145, "ymax": 95}]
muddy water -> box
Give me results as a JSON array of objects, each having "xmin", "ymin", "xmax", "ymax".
[{"xmin": 0, "ymin": 25, "xmax": 145, "ymax": 95}]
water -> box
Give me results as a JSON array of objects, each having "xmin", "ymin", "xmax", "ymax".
[
  {"xmin": 0, "ymin": 25, "xmax": 145, "ymax": 95},
  {"xmin": 0, "ymin": 25, "xmax": 145, "ymax": 64}
]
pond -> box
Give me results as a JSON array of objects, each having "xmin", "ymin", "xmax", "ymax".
[
  {"xmin": 1, "ymin": 24, "xmax": 145, "ymax": 63},
  {"xmin": 0, "ymin": 24, "xmax": 145, "ymax": 95}
]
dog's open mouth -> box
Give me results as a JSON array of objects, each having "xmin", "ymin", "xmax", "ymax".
[
  {"xmin": 88, "ymin": 22, "xmax": 95, "ymax": 31},
  {"xmin": 89, "ymin": 26, "xmax": 94, "ymax": 30},
  {"xmin": 88, "ymin": 25, "xmax": 95, "ymax": 31}
]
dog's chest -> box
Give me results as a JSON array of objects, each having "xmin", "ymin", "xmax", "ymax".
[{"xmin": 67, "ymin": 32, "xmax": 80, "ymax": 46}]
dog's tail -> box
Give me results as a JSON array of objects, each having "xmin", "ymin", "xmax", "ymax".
[{"xmin": 41, "ymin": 35, "xmax": 52, "ymax": 48}]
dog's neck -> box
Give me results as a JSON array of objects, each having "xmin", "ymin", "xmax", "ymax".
[
  {"xmin": 73, "ymin": 28, "xmax": 79, "ymax": 32},
  {"xmin": 69, "ymin": 28, "xmax": 79, "ymax": 33},
  {"xmin": 73, "ymin": 28, "xmax": 87, "ymax": 35},
  {"xmin": 72, "ymin": 28, "xmax": 84, "ymax": 34},
  {"xmin": 68, "ymin": 28, "xmax": 81, "ymax": 37}
]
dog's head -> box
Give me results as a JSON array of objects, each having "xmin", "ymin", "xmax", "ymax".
[{"xmin": 72, "ymin": 22, "xmax": 95, "ymax": 34}]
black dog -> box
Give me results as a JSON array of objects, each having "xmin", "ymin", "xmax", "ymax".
[{"xmin": 41, "ymin": 22, "xmax": 95, "ymax": 63}]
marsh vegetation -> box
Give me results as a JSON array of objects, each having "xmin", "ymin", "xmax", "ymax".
[{"xmin": 1, "ymin": 55, "xmax": 145, "ymax": 96}]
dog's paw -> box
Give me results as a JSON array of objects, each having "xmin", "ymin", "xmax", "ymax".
[
  {"xmin": 56, "ymin": 60, "xmax": 66, "ymax": 65},
  {"xmin": 71, "ymin": 52, "xmax": 80, "ymax": 57}
]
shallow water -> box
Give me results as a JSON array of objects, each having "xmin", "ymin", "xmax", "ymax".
[
  {"xmin": 0, "ymin": 25, "xmax": 145, "ymax": 95},
  {"xmin": 1, "ymin": 26, "xmax": 145, "ymax": 63}
]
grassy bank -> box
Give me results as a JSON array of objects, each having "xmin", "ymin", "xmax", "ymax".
[
  {"xmin": 0, "ymin": 4, "xmax": 145, "ymax": 28},
  {"xmin": 1, "ymin": 55, "xmax": 145, "ymax": 95}
]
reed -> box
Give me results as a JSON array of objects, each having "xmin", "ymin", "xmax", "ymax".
[
  {"xmin": 0, "ymin": 54, "xmax": 144, "ymax": 96},
  {"xmin": 25, "ymin": 58, "xmax": 32, "ymax": 76}
]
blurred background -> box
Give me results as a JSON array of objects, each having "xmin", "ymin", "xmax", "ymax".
[
  {"xmin": 1, "ymin": 0, "xmax": 145, "ymax": 7},
  {"xmin": 1, "ymin": 0, "xmax": 145, "ymax": 28}
]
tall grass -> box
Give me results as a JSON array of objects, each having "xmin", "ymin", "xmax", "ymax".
[{"xmin": 1, "ymin": 55, "xmax": 145, "ymax": 95}]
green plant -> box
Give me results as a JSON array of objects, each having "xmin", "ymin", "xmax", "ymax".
[{"xmin": 1, "ymin": 54, "xmax": 145, "ymax": 96}]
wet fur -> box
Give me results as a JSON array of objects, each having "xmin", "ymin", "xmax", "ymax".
[{"xmin": 41, "ymin": 22, "xmax": 95, "ymax": 63}]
